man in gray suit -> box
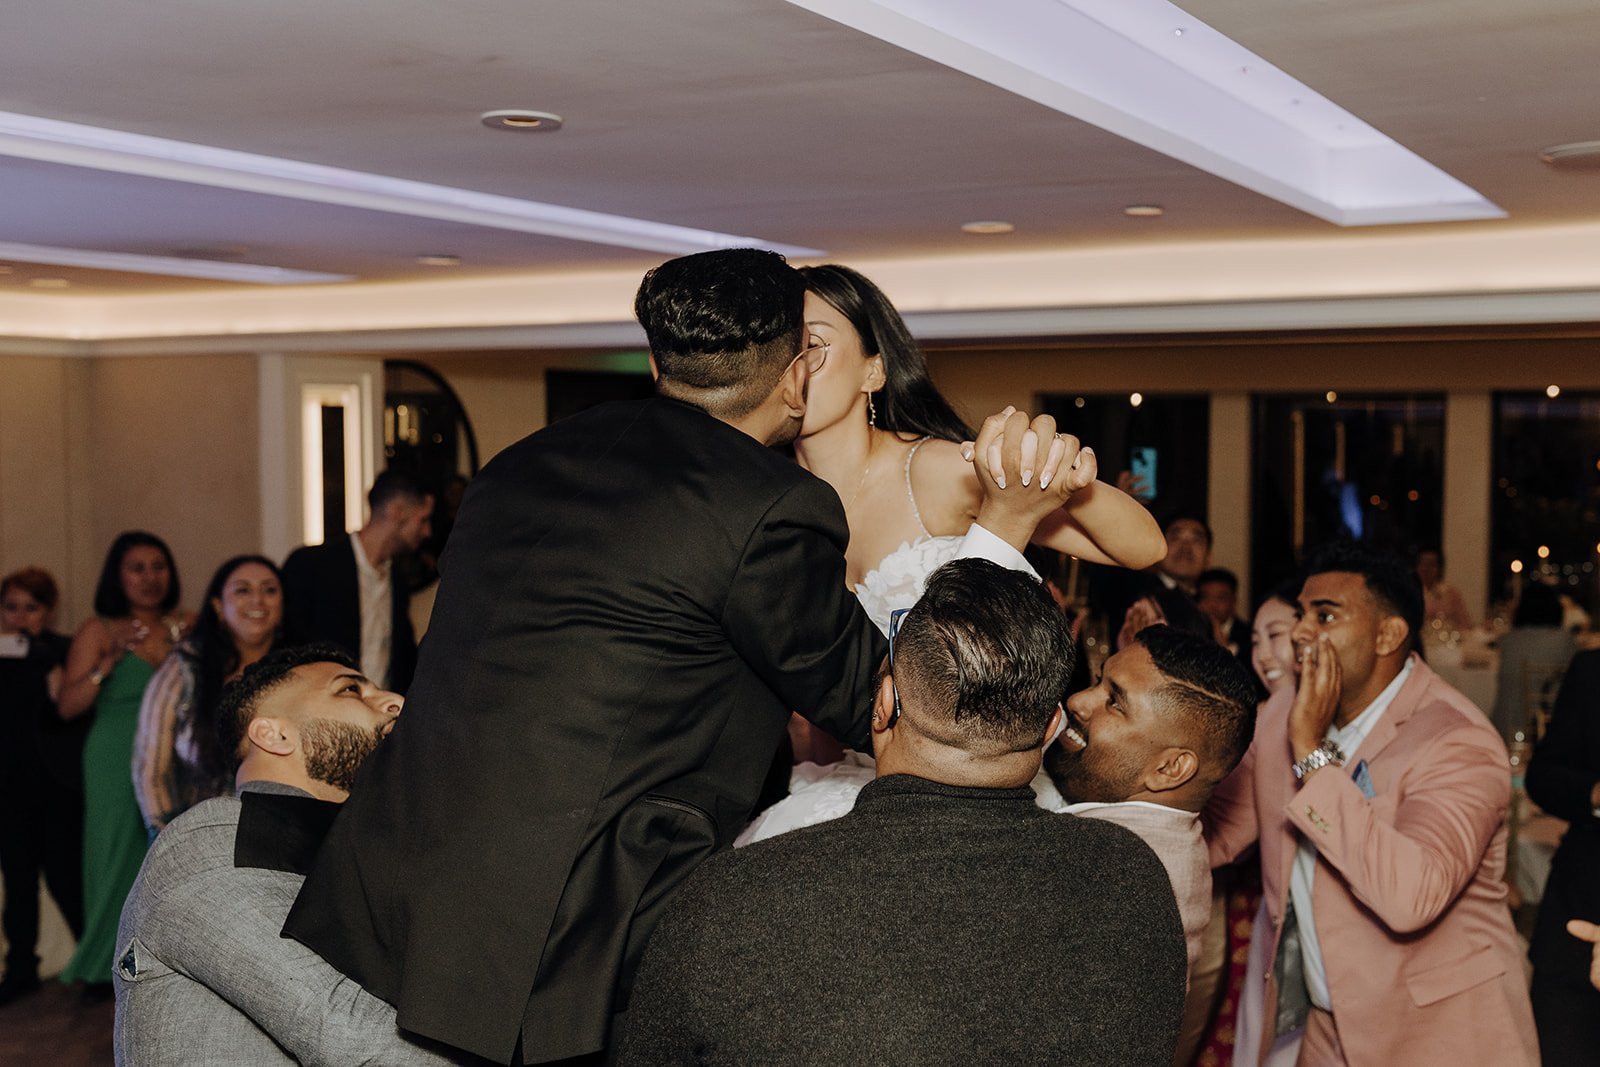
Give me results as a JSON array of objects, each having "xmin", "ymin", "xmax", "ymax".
[{"xmin": 113, "ymin": 643, "xmax": 458, "ymax": 1066}]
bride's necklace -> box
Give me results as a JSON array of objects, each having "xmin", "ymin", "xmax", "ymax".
[{"xmin": 843, "ymin": 436, "xmax": 875, "ymax": 512}]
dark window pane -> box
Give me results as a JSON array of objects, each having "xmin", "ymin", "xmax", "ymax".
[
  {"xmin": 320, "ymin": 405, "xmax": 346, "ymax": 544},
  {"xmin": 1251, "ymin": 394, "xmax": 1444, "ymax": 595},
  {"xmin": 1490, "ymin": 392, "xmax": 1600, "ymax": 614},
  {"xmin": 1039, "ymin": 393, "xmax": 1210, "ymax": 522}
]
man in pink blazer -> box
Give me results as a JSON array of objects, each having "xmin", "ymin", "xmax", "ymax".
[{"xmin": 1206, "ymin": 542, "xmax": 1537, "ymax": 1066}]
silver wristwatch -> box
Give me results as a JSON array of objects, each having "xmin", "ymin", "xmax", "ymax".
[{"xmin": 1292, "ymin": 738, "xmax": 1347, "ymax": 782}]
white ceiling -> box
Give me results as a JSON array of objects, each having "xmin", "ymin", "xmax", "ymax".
[{"xmin": 0, "ymin": 0, "xmax": 1596, "ymax": 331}]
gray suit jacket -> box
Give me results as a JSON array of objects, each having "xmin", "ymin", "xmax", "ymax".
[{"xmin": 113, "ymin": 781, "xmax": 458, "ymax": 1066}]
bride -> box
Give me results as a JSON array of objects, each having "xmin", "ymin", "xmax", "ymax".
[{"xmin": 740, "ymin": 264, "xmax": 1165, "ymax": 843}]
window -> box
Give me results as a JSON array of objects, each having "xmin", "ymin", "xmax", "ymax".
[
  {"xmin": 1491, "ymin": 391, "xmax": 1600, "ymax": 614},
  {"xmin": 1251, "ymin": 393, "xmax": 1445, "ymax": 594}
]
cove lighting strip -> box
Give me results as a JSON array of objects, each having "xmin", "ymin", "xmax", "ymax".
[
  {"xmin": 0, "ymin": 111, "xmax": 822, "ymax": 258},
  {"xmin": 0, "ymin": 240, "xmax": 353, "ymax": 285},
  {"xmin": 782, "ymin": 0, "xmax": 1504, "ymax": 226}
]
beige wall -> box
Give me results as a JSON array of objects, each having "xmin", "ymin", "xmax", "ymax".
[
  {"xmin": 0, "ymin": 353, "xmax": 261, "ymax": 628},
  {"xmin": 0, "ymin": 354, "xmax": 93, "ymax": 627}
]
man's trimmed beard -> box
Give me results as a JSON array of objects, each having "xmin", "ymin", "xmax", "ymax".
[{"xmin": 301, "ymin": 717, "xmax": 390, "ymax": 793}]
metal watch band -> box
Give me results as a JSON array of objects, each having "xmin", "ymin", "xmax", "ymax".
[{"xmin": 1292, "ymin": 739, "xmax": 1346, "ymax": 781}]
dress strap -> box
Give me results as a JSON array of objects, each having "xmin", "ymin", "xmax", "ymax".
[{"xmin": 903, "ymin": 437, "xmax": 933, "ymax": 539}]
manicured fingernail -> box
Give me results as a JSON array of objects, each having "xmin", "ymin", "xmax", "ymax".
[
  {"xmin": 961, "ymin": 445, "xmax": 974, "ymax": 461},
  {"xmin": 1040, "ymin": 470, "xmax": 1052, "ymax": 490},
  {"xmin": 996, "ymin": 471, "xmax": 1007, "ymax": 489},
  {"xmin": 1021, "ymin": 468, "xmax": 1032, "ymax": 487}
]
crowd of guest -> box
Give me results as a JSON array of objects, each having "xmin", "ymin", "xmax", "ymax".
[
  {"xmin": 3, "ymin": 246, "xmax": 1600, "ymax": 1067},
  {"xmin": 0, "ymin": 469, "xmax": 438, "ymax": 1007}
]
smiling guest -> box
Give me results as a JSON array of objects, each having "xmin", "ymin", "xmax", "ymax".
[
  {"xmin": 134, "ymin": 555, "xmax": 286, "ymax": 834},
  {"xmin": 114, "ymin": 644, "xmax": 456, "ymax": 1066},
  {"xmin": 1040, "ymin": 625, "xmax": 1257, "ymax": 980},
  {"xmin": 1205, "ymin": 541, "xmax": 1536, "ymax": 1067}
]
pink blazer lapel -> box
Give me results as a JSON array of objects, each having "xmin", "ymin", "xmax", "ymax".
[{"xmin": 1345, "ymin": 654, "xmax": 1433, "ymax": 769}]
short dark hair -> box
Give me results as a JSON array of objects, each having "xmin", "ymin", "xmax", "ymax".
[
  {"xmin": 633, "ymin": 248, "xmax": 806, "ymax": 419},
  {"xmin": 214, "ymin": 642, "xmax": 359, "ymax": 770},
  {"xmin": 1302, "ymin": 540, "xmax": 1424, "ymax": 654},
  {"xmin": 1163, "ymin": 514, "xmax": 1212, "ymax": 547},
  {"xmin": 1133, "ymin": 625, "xmax": 1258, "ymax": 783},
  {"xmin": 1514, "ymin": 581, "xmax": 1565, "ymax": 628},
  {"xmin": 1256, "ymin": 578, "xmax": 1301, "ymax": 616},
  {"xmin": 1, "ymin": 566, "xmax": 58, "ymax": 611},
  {"xmin": 94, "ymin": 531, "xmax": 180, "ymax": 618},
  {"xmin": 368, "ymin": 468, "xmax": 430, "ymax": 513},
  {"xmin": 1196, "ymin": 568, "xmax": 1238, "ymax": 594},
  {"xmin": 894, "ymin": 559, "xmax": 1075, "ymax": 754}
]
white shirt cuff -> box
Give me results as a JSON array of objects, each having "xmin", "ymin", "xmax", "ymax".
[{"xmin": 956, "ymin": 523, "xmax": 1038, "ymax": 579}]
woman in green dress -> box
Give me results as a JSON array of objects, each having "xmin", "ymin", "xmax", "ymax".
[{"xmin": 57, "ymin": 532, "xmax": 189, "ymax": 994}]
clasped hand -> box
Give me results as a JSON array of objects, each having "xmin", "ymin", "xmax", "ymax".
[{"xmin": 960, "ymin": 407, "xmax": 1096, "ymax": 547}]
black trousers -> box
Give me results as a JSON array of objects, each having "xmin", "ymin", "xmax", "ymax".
[
  {"xmin": 0, "ymin": 775, "xmax": 85, "ymax": 978},
  {"xmin": 1532, "ymin": 966, "xmax": 1600, "ymax": 1067}
]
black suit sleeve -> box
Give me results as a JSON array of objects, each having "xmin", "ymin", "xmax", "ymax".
[
  {"xmin": 721, "ymin": 480, "xmax": 885, "ymax": 752},
  {"xmin": 1527, "ymin": 650, "xmax": 1599, "ymax": 822},
  {"xmin": 280, "ymin": 546, "xmax": 317, "ymax": 647}
]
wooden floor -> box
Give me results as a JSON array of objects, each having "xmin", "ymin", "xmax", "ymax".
[{"xmin": 0, "ymin": 982, "xmax": 114, "ymax": 1066}]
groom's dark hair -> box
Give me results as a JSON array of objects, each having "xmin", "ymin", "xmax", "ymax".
[
  {"xmin": 634, "ymin": 248, "xmax": 806, "ymax": 419},
  {"xmin": 893, "ymin": 559, "xmax": 1075, "ymax": 755}
]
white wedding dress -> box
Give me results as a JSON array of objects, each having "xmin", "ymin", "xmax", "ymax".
[{"xmin": 737, "ymin": 439, "xmax": 966, "ymax": 846}]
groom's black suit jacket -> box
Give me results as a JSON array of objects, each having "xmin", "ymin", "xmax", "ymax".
[{"xmin": 285, "ymin": 396, "xmax": 887, "ymax": 1065}]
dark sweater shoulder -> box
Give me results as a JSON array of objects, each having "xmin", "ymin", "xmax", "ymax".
[{"xmin": 681, "ymin": 798, "xmax": 1168, "ymax": 913}]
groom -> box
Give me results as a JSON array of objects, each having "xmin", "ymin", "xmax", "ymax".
[{"xmin": 285, "ymin": 248, "xmax": 1083, "ymax": 1065}]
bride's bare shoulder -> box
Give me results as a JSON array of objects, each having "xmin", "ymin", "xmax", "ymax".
[{"xmin": 905, "ymin": 437, "xmax": 980, "ymax": 530}]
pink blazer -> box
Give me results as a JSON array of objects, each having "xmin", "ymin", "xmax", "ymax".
[{"xmin": 1206, "ymin": 657, "xmax": 1538, "ymax": 1067}]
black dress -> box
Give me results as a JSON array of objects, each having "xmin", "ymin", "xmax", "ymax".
[
  {"xmin": 1526, "ymin": 647, "xmax": 1600, "ymax": 1065},
  {"xmin": 0, "ymin": 629, "xmax": 87, "ymax": 984}
]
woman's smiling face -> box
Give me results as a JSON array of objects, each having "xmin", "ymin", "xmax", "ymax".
[{"xmin": 1251, "ymin": 597, "xmax": 1297, "ymax": 695}]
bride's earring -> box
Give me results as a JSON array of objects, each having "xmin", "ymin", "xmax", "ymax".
[{"xmin": 867, "ymin": 392, "xmax": 877, "ymax": 428}]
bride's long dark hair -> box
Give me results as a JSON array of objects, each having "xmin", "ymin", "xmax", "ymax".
[{"xmin": 799, "ymin": 264, "xmax": 974, "ymax": 443}]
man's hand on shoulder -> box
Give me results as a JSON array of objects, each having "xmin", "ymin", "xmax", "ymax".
[{"xmin": 962, "ymin": 407, "xmax": 1095, "ymax": 549}]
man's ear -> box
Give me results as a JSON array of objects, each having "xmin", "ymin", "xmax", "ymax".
[
  {"xmin": 1375, "ymin": 614, "xmax": 1410, "ymax": 657},
  {"xmin": 871, "ymin": 674, "xmax": 897, "ymax": 734},
  {"xmin": 777, "ymin": 354, "xmax": 809, "ymax": 420},
  {"xmin": 1144, "ymin": 747, "xmax": 1198, "ymax": 794},
  {"xmin": 245, "ymin": 716, "xmax": 295, "ymax": 758},
  {"xmin": 647, "ymin": 354, "xmax": 661, "ymax": 382},
  {"xmin": 1041, "ymin": 705, "xmax": 1064, "ymax": 749}
]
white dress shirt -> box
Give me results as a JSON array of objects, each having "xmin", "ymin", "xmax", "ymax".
[
  {"xmin": 350, "ymin": 532, "xmax": 392, "ymax": 689},
  {"xmin": 1291, "ymin": 656, "xmax": 1414, "ymax": 1010}
]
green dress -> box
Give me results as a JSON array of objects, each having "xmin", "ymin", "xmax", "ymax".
[{"xmin": 59, "ymin": 652, "xmax": 154, "ymax": 984}]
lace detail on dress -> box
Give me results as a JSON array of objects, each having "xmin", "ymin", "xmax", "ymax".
[
  {"xmin": 851, "ymin": 436, "xmax": 962, "ymax": 635},
  {"xmin": 853, "ymin": 536, "xmax": 964, "ymax": 636}
]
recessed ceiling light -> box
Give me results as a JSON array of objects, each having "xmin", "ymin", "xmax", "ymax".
[
  {"xmin": 415, "ymin": 253, "xmax": 462, "ymax": 267},
  {"xmin": 960, "ymin": 220, "xmax": 1015, "ymax": 235},
  {"xmin": 1123, "ymin": 204, "xmax": 1164, "ymax": 217},
  {"xmin": 480, "ymin": 109, "xmax": 565, "ymax": 133},
  {"xmin": 29, "ymin": 277, "xmax": 70, "ymax": 289},
  {"xmin": 1538, "ymin": 141, "xmax": 1600, "ymax": 170},
  {"xmin": 1547, "ymin": 384, "xmax": 1562, "ymax": 398}
]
